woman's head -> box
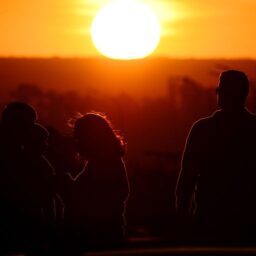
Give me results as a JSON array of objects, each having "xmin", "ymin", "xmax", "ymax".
[{"xmin": 73, "ymin": 113, "xmax": 125, "ymax": 159}]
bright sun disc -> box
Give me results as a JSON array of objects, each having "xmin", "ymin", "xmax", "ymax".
[{"xmin": 91, "ymin": 0, "xmax": 161, "ymax": 60}]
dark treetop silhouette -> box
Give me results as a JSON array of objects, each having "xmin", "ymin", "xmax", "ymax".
[
  {"xmin": 65, "ymin": 113, "xmax": 130, "ymax": 249},
  {"xmin": 176, "ymin": 70, "xmax": 256, "ymax": 244}
]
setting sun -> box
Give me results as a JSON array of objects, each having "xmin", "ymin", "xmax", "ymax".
[{"xmin": 91, "ymin": 0, "xmax": 161, "ymax": 60}]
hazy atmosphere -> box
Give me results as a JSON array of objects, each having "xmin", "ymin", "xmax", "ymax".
[
  {"xmin": 1, "ymin": 0, "xmax": 256, "ymax": 254},
  {"xmin": 1, "ymin": 0, "xmax": 256, "ymax": 58}
]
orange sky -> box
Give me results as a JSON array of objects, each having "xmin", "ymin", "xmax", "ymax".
[{"xmin": 1, "ymin": 0, "xmax": 256, "ymax": 58}]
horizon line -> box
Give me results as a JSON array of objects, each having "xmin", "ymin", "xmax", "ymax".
[{"xmin": 0, "ymin": 55, "xmax": 255, "ymax": 61}]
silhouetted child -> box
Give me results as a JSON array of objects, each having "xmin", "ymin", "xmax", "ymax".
[
  {"xmin": 19, "ymin": 123, "xmax": 58, "ymax": 252},
  {"xmin": 46, "ymin": 126, "xmax": 84, "ymax": 201}
]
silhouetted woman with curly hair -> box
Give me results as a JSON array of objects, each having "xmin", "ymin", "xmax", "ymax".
[{"xmin": 66, "ymin": 112, "xmax": 129, "ymax": 249}]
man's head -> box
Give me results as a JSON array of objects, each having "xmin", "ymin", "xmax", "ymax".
[
  {"xmin": 217, "ymin": 70, "xmax": 249, "ymax": 112},
  {"xmin": 0, "ymin": 102, "xmax": 37, "ymax": 146},
  {"xmin": 1, "ymin": 101, "xmax": 37, "ymax": 127}
]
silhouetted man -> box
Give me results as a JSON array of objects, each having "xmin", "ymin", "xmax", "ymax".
[
  {"xmin": 0, "ymin": 102, "xmax": 58, "ymax": 254},
  {"xmin": 176, "ymin": 70, "xmax": 256, "ymax": 245},
  {"xmin": 0, "ymin": 102, "xmax": 38, "ymax": 254}
]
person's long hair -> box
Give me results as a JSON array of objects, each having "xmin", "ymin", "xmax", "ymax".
[{"xmin": 73, "ymin": 112, "xmax": 125, "ymax": 159}]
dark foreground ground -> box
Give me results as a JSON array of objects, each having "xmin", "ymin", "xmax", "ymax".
[{"xmin": 86, "ymin": 241, "xmax": 256, "ymax": 256}]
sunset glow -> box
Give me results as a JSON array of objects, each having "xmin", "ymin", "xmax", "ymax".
[
  {"xmin": 91, "ymin": 0, "xmax": 161, "ymax": 59},
  {"xmin": 0, "ymin": 0, "xmax": 256, "ymax": 58}
]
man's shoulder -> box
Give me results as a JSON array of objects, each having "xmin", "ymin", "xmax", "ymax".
[
  {"xmin": 191, "ymin": 112, "xmax": 218, "ymax": 131},
  {"xmin": 243, "ymin": 110, "xmax": 256, "ymax": 136}
]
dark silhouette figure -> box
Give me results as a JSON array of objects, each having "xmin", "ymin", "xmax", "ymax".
[
  {"xmin": 0, "ymin": 102, "xmax": 58, "ymax": 254},
  {"xmin": 0, "ymin": 102, "xmax": 38, "ymax": 253},
  {"xmin": 46, "ymin": 126, "xmax": 84, "ymax": 200},
  {"xmin": 65, "ymin": 113, "xmax": 129, "ymax": 250},
  {"xmin": 176, "ymin": 70, "xmax": 256, "ymax": 245},
  {"xmin": 23, "ymin": 123, "xmax": 60, "ymax": 230}
]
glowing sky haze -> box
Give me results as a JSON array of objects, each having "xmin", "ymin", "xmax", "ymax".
[{"xmin": 0, "ymin": 0, "xmax": 256, "ymax": 58}]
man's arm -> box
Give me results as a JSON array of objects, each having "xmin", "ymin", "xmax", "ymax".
[{"xmin": 175, "ymin": 123, "xmax": 200, "ymax": 216}]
